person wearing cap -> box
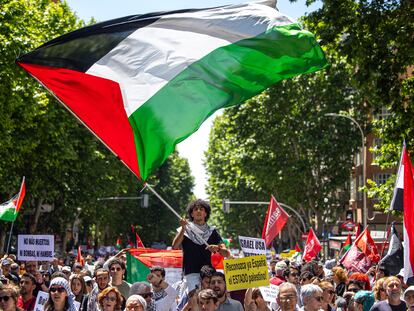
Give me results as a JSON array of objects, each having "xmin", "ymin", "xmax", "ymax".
[
  {"xmin": 44, "ymin": 277, "xmax": 77, "ymax": 311},
  {"xmin": 83, "ymin": 276, "xmax": 94, "ymax": 294},
  {"xmin": 353, "ymin": 291, "xmax": 374, "ymax": 311},
  {"xmin": 61, "ymin": 266, "xmax": 71, "ymax": 279},
  {"xmin": 1, "ymin": 259, "xmax": 19, "ymax": 285},
  {"xmin": 126, "ymin": 295, "xmax": 147, "ymax": 311},
  {"xmin": 370, "ymin": 276, "xmax": 406, "ymax": 311},
  {"xmin": 270, "ymin": 261, "xmax": 287, "ymax": 286},
  {"xmin": 404, "ymin": 286, "xmax": 414, "ymax": 311}
]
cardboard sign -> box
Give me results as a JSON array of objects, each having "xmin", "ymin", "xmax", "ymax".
[
  {"xmin": 238, "ymin": 236, "xmax": 267, "ymax": 257},
  {"xmin": 18, "ymin": 235, "xmax": 54, "ymax": 261},
  {"xmin": 34, "ymin": 291, "xmax": 49, "ymax": 311},
  {"xmin": 224, "ymin": 255, "xmax": 269, "ymax": 291},
  {"xmin": 259, "ymin": 284, "xmax": 279, "ymax": 303}
]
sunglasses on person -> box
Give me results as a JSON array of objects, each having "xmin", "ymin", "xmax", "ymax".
[
  {"xmin": 104, "ymin": 296, "xmax": 117, "ymax": 302},
  {"xmin": 141, "ymin": 292, "xmax": 153, "ymax": 299},
  {"xmin": 348, "ymin": 288, "xmax": 360, "ymax": 293},
  {"xmin": 110, "ymin": 267, "xmax": 122, "ymax": 272},
  {"xmin": 325, "ymin": 290, "xmax": 335, "ymax": 295},
  {"xmin": 0, "ymin": 296, "xmax": 11, "ymax": 302},
  {"xmin": 50, "ymin": 287, "xmax": 66, "ymax": 293}
]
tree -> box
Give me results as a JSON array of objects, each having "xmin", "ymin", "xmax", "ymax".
[
  {"xmin": 0, "ymin": 0, "xmax": 194, "ymax": 253},
  {"xmin": 206, "ymin": 56, "xmax": 363, "ymax": 240},
  {"xmin": 304, "ymin": 0, "xmax": 414, "ymax": 210}
]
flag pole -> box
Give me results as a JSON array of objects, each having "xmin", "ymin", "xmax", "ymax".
[
  {"xmin": 6, "ymin": 221, "xmax": 15, "ymax": 254},
  {"xmin": 144, "ymin": 183, "xmax": 209, "ymax": 246}
]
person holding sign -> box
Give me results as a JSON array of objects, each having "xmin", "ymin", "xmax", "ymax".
[{"xmin": 172, "ymin": 200, "xmax": 229, "ymax": 291}]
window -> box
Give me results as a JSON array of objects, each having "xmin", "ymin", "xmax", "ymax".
[
  {"xmin": 373, "ymin": 173, "xmax": 391, "ymax": 185},
  {"xmin": 374, "ymin": 107, "xmax": 390, "ymax": 120}
]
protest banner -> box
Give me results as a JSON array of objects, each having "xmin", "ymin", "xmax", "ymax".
[
  {"xmin": 259, "ymin": 284, "xmax": 279, "ymax": 303},
  {"xmin": 223, "ymin": 255, "xmax": 269, "ymax": 291},
  {"xmin": 280, "ymin": 250, "xmax": 296, "ymax": 258},
  {"xmin": 18, "ymin": 235, "xmax": 54, "ymax": 261},
  {"xmin": 34, "ymin": 291, "xmax": 48, "ymax": 311},
  {"xmin": 238, "ymin": 236, "xmax": 267, "ymax": 257}
]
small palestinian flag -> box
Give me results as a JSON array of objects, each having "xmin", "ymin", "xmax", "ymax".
[
  {"xmin": 342, "ymin": 234, "xmax": 352, "ymax": 251},
  {"xmin": 126, "ymin": 248, "xmax": 182, "ymax": 284},
  {"xmin": 0, "ymin": 177, "xmax": 26, "ymax": 222},
  {"xmin": 116, "ymin": 237, "xmax": 122, "ymax": 250}
]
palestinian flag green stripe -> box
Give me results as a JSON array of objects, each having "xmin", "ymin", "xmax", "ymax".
[
  {"xmin": 0, "ymin": 206, "xmax": 18, "ymax": 222},
  {"xmin": 129, "ymin": 23, "xmax": 327, "ymax": 179},
  {"xmin": 126, "ymin": 251, "xmax": 151, "ymax": 283}
]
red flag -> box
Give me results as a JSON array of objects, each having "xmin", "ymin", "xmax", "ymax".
[
  {"xmin": 295, "ymin": 243, "xmax": 302, "ymax": 253},
  {"xmin": 403, "ymin": 145, "xmax": 414, "ymax": 282},
  {"xmin": 131, "ymin": 225, "xmax": 145, "ymax": 248},
  {"xmin": 261, "ymin": 196, "xmax": 289, "ymax": 246},
  {"xmin": 77, "ymin": 245, "xmax": 85, "ymax": 266},
  {"xmin": 354, "ymin": 227, "xmax": 380, "ymax": 262},
  {"xmin": 340, "ymin": 243, "xmax": 372, "ymax": 272},
  {"xmin": 135, "ymin": 233, "xmax": 145, "ymax": 248},
  {"xmin": 303, "ymin": 228, "xmax": 322, "ymax": 262},
  {"xmin": 355, "ymin": 223, "xmax": 362, "ymax": 238}
]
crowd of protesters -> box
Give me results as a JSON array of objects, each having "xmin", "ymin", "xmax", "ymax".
[{"xmin": 0, "ymin": 200, "xmax": 411, "ymax": 311}]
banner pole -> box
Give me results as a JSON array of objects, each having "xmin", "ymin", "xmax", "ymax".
[
  {"xmin": 6, "ymin": 221, "xmax": 15, "ymax": 254},
  {"xmin": 144, "ymin": 183, "xmax": 209, "ymax": 246}
]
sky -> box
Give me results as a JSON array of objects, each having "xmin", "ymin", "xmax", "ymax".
[{"xmin": 65, "ymin": 0, "xmax": 321, "ymax": 199}]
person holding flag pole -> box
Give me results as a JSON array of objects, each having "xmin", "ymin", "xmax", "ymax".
[{"xmin": 172, "ymin": 199, "xmax": 229, "ymax": 291}]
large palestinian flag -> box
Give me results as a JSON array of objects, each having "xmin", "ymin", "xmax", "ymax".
[
  {"xmin": 16, "ymin": 2, "xmax": 327, "ymax": 180},
  {"xmin": 126, "ymin": 248, "xmax": 183, "ymax": 284}
]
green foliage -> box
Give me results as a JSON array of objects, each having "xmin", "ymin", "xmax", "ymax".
[
  {"xmin": 305, "ymin": 0, "xmax": 414, "ymax": 210},
  {"xmin": 0, "ymin": 0, "xmax": 194, "ymax": 251},
  {"xmin": 206, "ymin": 56, "xmax": 363, "ymax": 236}
]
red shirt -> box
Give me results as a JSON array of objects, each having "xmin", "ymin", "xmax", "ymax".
[
  {"xmin": 17, "ymin": 296, "xmax": 36, "ymax": 311},
  {"xmin": 269, "ymin": 275, "xmax": 286, "ymax": 286}
]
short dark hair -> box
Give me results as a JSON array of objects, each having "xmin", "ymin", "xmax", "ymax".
[
  {"xmin": 300, "ymin": 271, "xmax": 314, "ymax": 281},
  {"xmin": 150, "ymin": 266, "xmax": 165, "ymax": 278},
  {"xmin": 211, "ymin": 272, "xmax": 225, "ymax": 282},
  {"xmin": 21, "ymin": 273, "xmax": 36, "ymax": 285},
  {"xmin": 187, "ymin": 199, "xmax": 211, "ymax": 221},
  {"xmin": 198, "ymin": 289, "xmax": 218, "ymax": 303},
  {"xmin": 94, "ymin": 268, "xmax": 110, "ymax": 278},
  {"xmin": 200, "ymin": 265, "xmax": 216, "ymax": 280},
  {"xmin": 108, "ymin": 258, "xmax": 125, "ymax": 270}
]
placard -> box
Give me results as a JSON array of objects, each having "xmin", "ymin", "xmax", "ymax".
[
  {"xmin": 223, "ymin": 255, "xmax": 269, "ymax": 291},
  {"xmin": 34, "ymin": 291, "xmax": 49, "ymax": 311},
  {"xmin": 238, "ymin": 236, "xmax": 267, "ymax": 257},
  {"xmin": 259, "ymin": 284, "xmax": 279, "ymax": 303},
  {"xmin": 18, "ymin": 235, "xmax": 54, "ymax": 261}
]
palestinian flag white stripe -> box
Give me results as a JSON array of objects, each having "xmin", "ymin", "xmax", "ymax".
[{"xmin": 391, "ymin": 145, "xmax": 404, "ymax": 211}]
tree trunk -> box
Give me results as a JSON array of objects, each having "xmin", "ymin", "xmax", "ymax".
[
  {"xmin": 0, "ymin": 226, "xmax": 7, "ymax": 255},
  {"xmin": 29, "ymin": 198, "xmax": 43, "ymax": 233}
]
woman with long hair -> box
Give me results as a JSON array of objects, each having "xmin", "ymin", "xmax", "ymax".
[
  {"xmin": 97, "ymin": 287, "xmax": 123, "ymax": 311},
  {"xmin": 69, "ymin": 274, "xmax": 87, "ymax": 303},
  {"xmin": 372, "ymin": 277, "xmax": 388, "ymax": 302},
  {"xmin": 0, "ymin": 283, "xmax": 21, "ymax": 311},
  {"xmin": 44, "ymin": 277, "xmax": 77, "ymax": 311}
]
